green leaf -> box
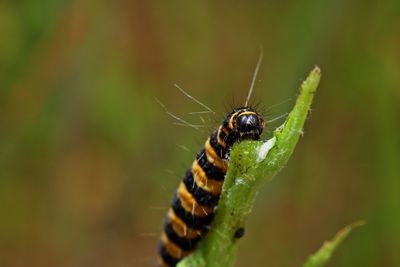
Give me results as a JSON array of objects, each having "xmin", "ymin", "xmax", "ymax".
[{"xmin": 303, "ymin": 221, "xmax": 365, "ymax": 267}]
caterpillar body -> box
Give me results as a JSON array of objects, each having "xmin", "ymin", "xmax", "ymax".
[{"xmin": 158, "ymin": 107, "xmax": 265, "ymax": 267}]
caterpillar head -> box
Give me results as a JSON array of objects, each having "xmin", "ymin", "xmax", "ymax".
[{"xmin": 224, "ymin": 107, "xmax": 265, "ymax": 144}]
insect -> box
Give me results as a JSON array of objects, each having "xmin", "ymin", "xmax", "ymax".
[{"xmin": 158, "ymin": 52, "xmax": 265, "ymax": 267}]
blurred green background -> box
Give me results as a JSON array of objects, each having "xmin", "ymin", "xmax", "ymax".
[{"xmin": 1, "ymin": 1, "xmax": 399, "ymax": 267}]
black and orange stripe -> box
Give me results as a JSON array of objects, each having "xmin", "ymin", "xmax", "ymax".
[{"xmin": 158, "ymin": 107, "xmax": 265, "ymax": 267}]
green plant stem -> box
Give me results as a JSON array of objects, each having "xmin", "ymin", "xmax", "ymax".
[{"xmin": 177, "ymin": 67, "xmax": 321, "ymax": 267}]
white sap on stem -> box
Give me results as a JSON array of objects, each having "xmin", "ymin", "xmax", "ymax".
[{"xmin": 256, "ymin": 136, "xmax": 276, "ymax": 163}]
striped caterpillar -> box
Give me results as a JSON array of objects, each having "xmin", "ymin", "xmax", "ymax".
[
  {"xmin": 158, "ymin": 50, "xmax": 265, "ymax": 267},
  {"xmin": 158, "ymin": 107, "xmax": 265, "ymax": 267}
]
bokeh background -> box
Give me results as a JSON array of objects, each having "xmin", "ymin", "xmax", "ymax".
[{"xmin": 1, "ymin": 1, "xmax": 399, "ymax": 267}]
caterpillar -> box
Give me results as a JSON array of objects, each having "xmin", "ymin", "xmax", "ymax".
[
  {"xmin": 158, "ymin": 107, "xmax": 265, "ymax": 267},
  {"xmin": 158, "ymin": 52, "xmax": 265, "ymax": 267}
]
